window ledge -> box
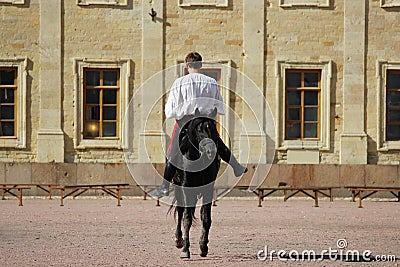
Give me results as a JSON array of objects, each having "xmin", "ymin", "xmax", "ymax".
[
  {"xmin": 76, "ymin": 139, "xmax": 122, "ymax": 149},
  {"xmin": 0, "ymin": 0, "xmax": 24, "ymax": 4},
  {"xmin": 0, "ymin": 138, "xmax": 25, "ymax": 148},
  {"xmin": 378, "ymin": 141, "xmax": 400, "ymax": 152},
  {"xmin": 277, "ymin": 140, "xmax": 328, "ymax": 151},
  {"xmin": 179, "ymin": 0, "xmax": 228, "ymax": 7},
  {"xmin": 380, "ymin": 0, "xmax": 400, "ymax": 8},
  {"xmin": 279, "ymin": 0, "xmax": 330, "ymax": 8},
  {"xmin": 77, "ymin": 0, "xmax": 127, "ymax": 6}
]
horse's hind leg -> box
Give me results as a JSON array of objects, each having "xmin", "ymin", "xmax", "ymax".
[
  {"xmin": 199, "ymin": 203, "xmax": 212, "ymax": 257},
  {"xmin": 175, "ymin": 206, "xmax": 184, "ymax": 249},
  {"xmin": 180, "ymin": 207, "xmax": 194, "ymax": 259}
]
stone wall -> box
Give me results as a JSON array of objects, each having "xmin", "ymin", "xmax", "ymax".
[
  {"xmin": 165, "ymin": 0, "xmax": 244, "ymax": 68},
  {"xmin": 0, "ymin": 0, "xmax": 40, "ymax": 162}
]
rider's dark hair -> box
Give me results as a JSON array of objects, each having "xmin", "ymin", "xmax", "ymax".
[{"xmin": 185, "ymin": 52, "xmax": 202, "ymax": 69}]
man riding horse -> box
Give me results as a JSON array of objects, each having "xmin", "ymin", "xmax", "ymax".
[{"xmin": 155, "ymin": 52, "xmax": 247, "ymax": 197}]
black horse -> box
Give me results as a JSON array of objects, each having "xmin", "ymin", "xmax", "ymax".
[{"xmin": 171, "ymin": 108, "xmax": 220, "ymax": 259}]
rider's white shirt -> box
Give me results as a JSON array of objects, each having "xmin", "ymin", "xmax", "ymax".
[{"xmin": 165, "ymin": 73, "xmax": 225, "ymax": 120}]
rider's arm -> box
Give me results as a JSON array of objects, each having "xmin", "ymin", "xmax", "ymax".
[
  {"xmin": 213, "ymin": 82, "xmax": 225, "ymax": 116},
  {"xmin": 165, "ymin": 83, "xmax": 178, "ymax": 119}
]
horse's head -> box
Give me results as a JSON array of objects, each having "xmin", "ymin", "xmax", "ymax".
[{"xmin": 186, "ymin": 108, "xmax": 218, "ymax": 161}]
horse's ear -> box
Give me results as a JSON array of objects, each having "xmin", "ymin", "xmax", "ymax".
[
  {"xmin": 210, "ymin": 107, "xmax": 217, "ymax": 118},
  {"xmin": 195, "ymin": 108, "xmax": 201, "ymax": 116}
]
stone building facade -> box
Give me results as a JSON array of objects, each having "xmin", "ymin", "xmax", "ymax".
[{"xmin": 0, "ymin": 0, "xmax": 399, "ymax": 188}]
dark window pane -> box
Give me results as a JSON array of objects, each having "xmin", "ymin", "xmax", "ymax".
[
  {"xmin": 0, "ymin": 89, "xmax": 15, "ymax": 103},
  {"xmin": 388, "ymin": 110, "xmax": 400, "ymax": 122},
  {"xmin": 103, "ymin": 71, "xmax": 118, "ymax": 86},
  {"xmin": 202, "ymin": 71, "xmax": 219, "ymax": 81},
  {"xmin": 86, "ymin": 106, "xmax": 100, "ymax": 120},
  {"xmin": 0, "ymin": 70, "xmax": 15, "ymax": 85},
  {"xmin": 304, "ymin": 72, "xmax": 319, "ymax": 87},
  {"xmin": 288, "ymin": 108, "xmax": 300, "ymax": 120},
  {"xmin": 304, "ymin": 123, "xmax": 318, "ymax": 138},
  {"xmin": 103, "ymin": 90, "xmax": 117, "ymax": 104},
  {"xmin": 0, "ymin": 106, "xmax": 14, "ymax": 119},
  {"xmin": 103, "ymin": 122, "xmax": 116, "ymax": 137},
  {"xmin": 86, "ymin": 90, "xmax": 99, "ymax": 104},
  {"xmin": 287, "ymin": 72, "xmax": 301, "ymax": 88},
  {"xmin": 103, "ymin": 106, "xmax": 117, "ymax": 120},
  {"xmin": 0, "ymin": 122, "xmax": 14, "ymax": 136},
  {"xmin": 286, "ymin": 122, "xmax": 300, "ymax": 139},
  {"xmin": 86, "ymin": 71, "xmax": 100, "ymax": 86},
  {"xmin": 85, "ymin": 121, "xmax": 99, "ymax": 138},
  {"xmin": 304, "ymin": 108, "xmax": 318, "ymax": 121},
  {"xmin": 304, "ymin": 91, "xmax": 319, "ymax": 105},
  {"xmin": 287, "ymin": 91, "xmax": 301, "ymax": 105},
  {"xmin": 387, "ymin": 73, "xmax": 400, "ymax": 89},
  {"xmin": 387, "ymin": 125, "xmax": 400, "ymax": 141},
  {"xmin": 387, "ymin": 92, "xmax": 400, "ymax": 108}
]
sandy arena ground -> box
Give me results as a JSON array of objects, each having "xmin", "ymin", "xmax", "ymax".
[{"xmin": 0, "ymin": 196, "xmax": 399, "ymax": 267}]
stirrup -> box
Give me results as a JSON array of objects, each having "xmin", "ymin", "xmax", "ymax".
[
  {"xmin": 154, "ymin": 181, "xmax": 170, "ymax": 197},
  {"xmin": 154, "ymin": 187, "xmax": 170, "ymax": 197}
]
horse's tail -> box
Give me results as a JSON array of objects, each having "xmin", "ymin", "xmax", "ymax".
[
  {"xmin": 167, "ymin": 197, "xmax": 197, "ymax": 224},
  {"xmin": 167, "ymin": 197, "xmax": 177, "ymax": 219}
]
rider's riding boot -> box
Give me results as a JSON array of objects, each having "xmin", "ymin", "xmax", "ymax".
[
  {"xmin": 154, "ymin": 160, "xmax": 176, "ymax": 197},
  {"xmin": 154, "ymin": 179, "xmax": 170, "ymax": 197},
  {"xmin": 217, "ymin": 137, "xmax": 248, "ymax": 177}
]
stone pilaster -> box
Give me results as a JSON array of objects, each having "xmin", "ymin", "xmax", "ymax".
[
  {"xmin": 241, "ymin": 0, "xmax": 266, "ymax": 163},
  {"xmin": 139, "ymin": 0, "xmax": 166, "ymax": 163},
  {"xmin": 37, "ymin": 0, "xmax": 64, "ymax": 162},
  {"xmin": 340, "ymin": 0, "xmax": 367, "ymax": 164}
]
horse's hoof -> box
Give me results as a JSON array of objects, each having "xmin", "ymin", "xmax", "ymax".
[
  {"xmin": 199, "ymin": 245, "xmax": 208, "ymax": 257},
  {"xmin": 175, "ymin": 237, "xmax": 184, "ymax": 249},
  {"xmin": 200, "ymin": 250, "xmax": 208, "ymax": 257},
  {"xmin": 180, "ymin": 251, "xmax": 190, "ymax": 259}
]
